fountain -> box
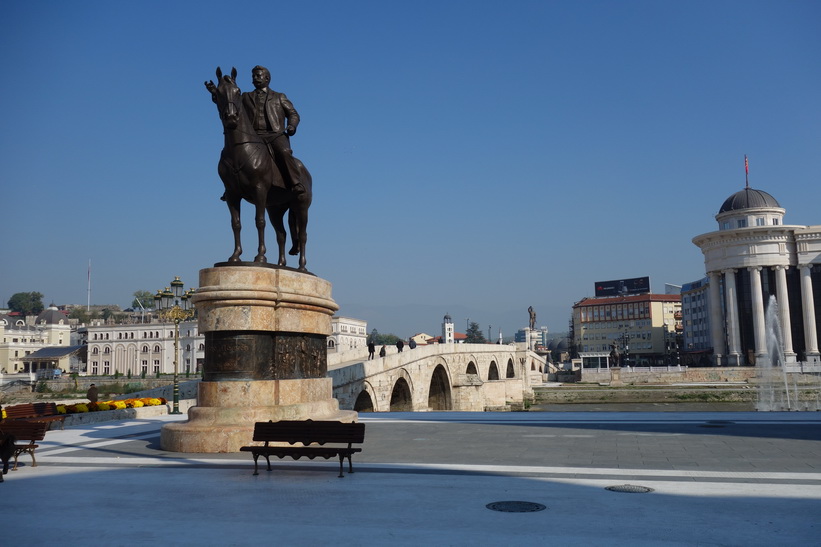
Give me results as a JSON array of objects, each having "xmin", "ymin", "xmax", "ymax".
[{"xmin": 756, "ymin": 295, "xmax": 821, "ymax": 411}]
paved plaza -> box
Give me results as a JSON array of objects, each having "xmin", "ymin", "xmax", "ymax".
[{"xmin": 3, "ymin": 411, "xmax": 821, "ymax": 546}]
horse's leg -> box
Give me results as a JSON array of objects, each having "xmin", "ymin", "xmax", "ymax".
[
  {"xmin": 293, "ymin": 202, "xmax": 308, "ymax": 272},
  {"xmin": 268, "ymin": 204, "xmax": 288, "ymax": 267},
  {"xmin": 288, "ymin": 209, "xmax": 299, "ymax": 256},
  {"xmin": 226, "ymin": 195, "xmax": 243, "ymax": 262},
  {"xmin": 253, "ymin": 196, "xmax": 267, "ymax": 263}
]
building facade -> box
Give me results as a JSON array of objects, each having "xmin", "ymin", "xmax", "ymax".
[
  {"xmin": 0, "ymin": 306, "xmax": 72, "ymax": 373},
  {"xmin": 692, "ymin": 186, "xmax": 821, "ymax": 365},
  {"xmin": 572, "ymin": 293, "xmax": 682, "ymax": 368},
  {"xmin": 515, "ymin": 327, "xmax": 550, "ymax": 350},
  {"xmin": 78, "ymin": 320, "xmax": 204, "ymax": 376},
  {"xmin": 328, "ymin": 316, "xmax": 367, "ymax": 351},
  {"xmin": 680, "ymin": 277, "xmax": 714, "ymax": 365}
]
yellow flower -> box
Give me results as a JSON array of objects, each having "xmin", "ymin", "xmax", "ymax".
[{"xmin": 56, "ymin": 405, "xmax": 67, "ymax": 414}]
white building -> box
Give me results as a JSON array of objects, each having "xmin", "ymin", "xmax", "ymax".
[
  {"xmin": 0, "ymin": 306, "xmax": 71, "ymax": 373},
  {"xmin": 328, "ymin": 316, "xmax": 367, "ymax": 352},
  {"xmin": 692, "ymin": 184, "xmax": 821, "ymax": 365},
  {"xmin": 442, "ymin": 314, "xmax": 455, "ymax": 344},
  {"xmin": 79, "ymin": 320, "xmax": 203, "ymax": 376}
]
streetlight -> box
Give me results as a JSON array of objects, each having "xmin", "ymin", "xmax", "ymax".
[
  {"xmin": 619, "ymin": 332, "xmax": 630, "ymax": 368},
  {"xmin": 154, "ymin": 276, "xmax": 196, "ymax": 415}
]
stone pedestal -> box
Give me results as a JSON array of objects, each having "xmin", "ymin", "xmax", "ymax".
[
  {"xmin": 161, "ymin": 264, "xmax": 356, "ymax": 453},
  {"xmin": 609, "ymin": 367, "xmax": 624, "ymax": 386}
]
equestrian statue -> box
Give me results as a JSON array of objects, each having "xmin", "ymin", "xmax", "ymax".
[{"xmin": 205, "ymin": 66, "xmax": 312, "ymax": 271}]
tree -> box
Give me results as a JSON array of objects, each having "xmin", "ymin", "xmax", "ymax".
[
  {"xmin": 8, "ymin": 292, "xmax": 44, "ymax": 315},
  {"xmin": 132, "ymin": 290, "xmax": 154, "ymax": 310},
  {"xmin": 68, "ymin": 307, "xmax": 91, "ymax": 323},
  {"xmin": 369, "ymin": 329, "xmax": 401, "ymax": 345},
  {"xmin": 465, "ymin": 321, "xmax": 487, "ymax": 343}
]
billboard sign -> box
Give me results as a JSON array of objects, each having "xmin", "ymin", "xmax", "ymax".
[{"xmin": 594, "ymin": 276, "xmax": 651, "ymax": 297}]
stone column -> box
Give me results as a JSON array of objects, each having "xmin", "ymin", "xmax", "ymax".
[
  {"xmin": 774, "ymin": 265, "xmax": 796, "ymax": 361},
  {"xmin": 749, "ymin": 266, "xmax": 768, "ymax": 361},
  {"xmin": 723, "ymin": 269, "xmax": 742, "ymax": 365},
  {"xmin": 800, "ymin": 265, "xmax": 820, "ymax": 359},
  {"xmin": 708, "ymin": 271, "xmax": 726, "ymax": 365},
  {"xmin": 161, "ymin": 265, "xmax": 356, "ymax": 453}
]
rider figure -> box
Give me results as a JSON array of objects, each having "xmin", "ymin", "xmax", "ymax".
[{"xmin": 207, "ymin": 65, "xmax": 305, "ymax": 194}]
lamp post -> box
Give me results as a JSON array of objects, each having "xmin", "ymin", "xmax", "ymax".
[
  {"xmin": 619, "ymin": 332, "xmax": 630, "ymax": 368},
  {"xmin": 154, "ymin": 276, "xmax": 196, "ymax": 415}
]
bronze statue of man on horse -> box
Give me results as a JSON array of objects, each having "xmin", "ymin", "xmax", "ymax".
[{"xmin": 205, "ymin": 66, "xmax": 312, "ymax": 271}]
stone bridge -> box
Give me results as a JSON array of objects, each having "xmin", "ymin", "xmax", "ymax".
[{"xmin": 328, "ymin": 344, "xmax": 547, "ymax": 412}]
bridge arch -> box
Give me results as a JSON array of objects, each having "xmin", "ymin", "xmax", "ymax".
[
  {"xmin": 506, "ymin": 358, "xmax": 516, "ymax": 378},
  {"xmin": 353, "ymin": 380, "xmax": 378, "ymax": 412},
  {"xmin": 466, "ymin": 361, "xmax": 478, "ymax": 375},
  {"xmin": 488, "ymin": 360, "xmax": 500, "ymax": 380},
  {"xmin": 427, "ymin": 364, "xmax": 452, "ymax": 410},
  {"xmin": 390, "ymin": 377, "xmax": 413, "ymax": 411}
]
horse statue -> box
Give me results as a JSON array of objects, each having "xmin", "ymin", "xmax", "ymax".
[{"xmin": 207, "ymin": 67, "xmax": 312, "ymax": 271}]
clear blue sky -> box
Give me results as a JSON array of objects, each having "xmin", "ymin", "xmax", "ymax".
[{"xmin": 2, "ymin": 1, "xmax": 819, "ymax": 339}]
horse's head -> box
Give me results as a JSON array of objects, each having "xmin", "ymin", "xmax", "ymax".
[{"xmin": 213, "ymin": 67, "xmax": 242, "ymax": 129}]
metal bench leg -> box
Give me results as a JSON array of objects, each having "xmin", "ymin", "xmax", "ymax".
[
  {"xmin": 337, "ymin": 454, "xmax": 345, "ymax": 478},
  {"xmin": 252, "ymin": 454, "xmax": 260, "ymax": 476},
  {"xmin": 348, "ymin": 454, "xmax": 354, "ymax": 474}
]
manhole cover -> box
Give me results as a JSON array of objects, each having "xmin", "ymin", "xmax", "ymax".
[
  {"xmin": 486, "ymin": 501, "xmax": 547, "ymax": 512},
  {"xmin": 605, "ymin": 484, "xmax": 654, "ymax": 494}
]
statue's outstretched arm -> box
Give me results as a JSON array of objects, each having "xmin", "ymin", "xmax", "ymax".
[{"xmin": 205, "ymin": 80, "xmax": 217, "ymax": 103}]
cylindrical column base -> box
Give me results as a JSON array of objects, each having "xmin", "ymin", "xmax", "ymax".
[{"xmin": 160, "ymin": 265, "xmax": 355, "ymax": 453}]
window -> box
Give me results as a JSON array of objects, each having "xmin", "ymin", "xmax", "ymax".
[
  {"xmin": 737, "ymin": 219, "xmax": 747, "ymax": 228},
  {"xmin": 756, "ymin": 217, "xmax": 765, "ymax": 226},
  {"xmin": 773, "ymin": 218, "xmax": 780, "ymax": 225},
  {"xmin": 722, "ymin": 222, "xmax": 731, "ymax": 230}
]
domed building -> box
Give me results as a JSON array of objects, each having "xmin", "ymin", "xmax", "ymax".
[{"xmin": 692, "ymin": 183, "xmax": 821, "ymax": 365}]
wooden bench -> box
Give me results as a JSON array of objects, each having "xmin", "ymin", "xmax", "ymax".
[
  {"xmin": 2, "ymin": 402, "xmax": 67, "ymax": 429},
  {"xmin": 240, "ymin": 420, "xmax": 365, "ymax": 478},
  {"xmin": 0, "ymin": 420, "xmax": 49, "ymax": 471}
]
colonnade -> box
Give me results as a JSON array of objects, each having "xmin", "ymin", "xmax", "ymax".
[{"xmin": 708, "ymin": 265, "xmax": 820, "ymax": 365}]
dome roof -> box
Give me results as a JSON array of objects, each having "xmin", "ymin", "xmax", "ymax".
[
  {"xmin": 547, "ymin": 338, "xmax": 569, "ymax": 351},
  {"xmin": 36, "ymin": 306, "xmax": 68, "ymax": 325},
  {"xmin": 719, "ymin": 187, "xmax": 780, "ymax": 213}
]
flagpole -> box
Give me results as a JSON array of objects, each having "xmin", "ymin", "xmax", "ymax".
[
  {"xmin": 87, "ymin": 259, "xmax": 91, "ymax": 311},
  {"xmin": 744, "ymin": 155, "xmax": 749, "ymax": 188}
]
